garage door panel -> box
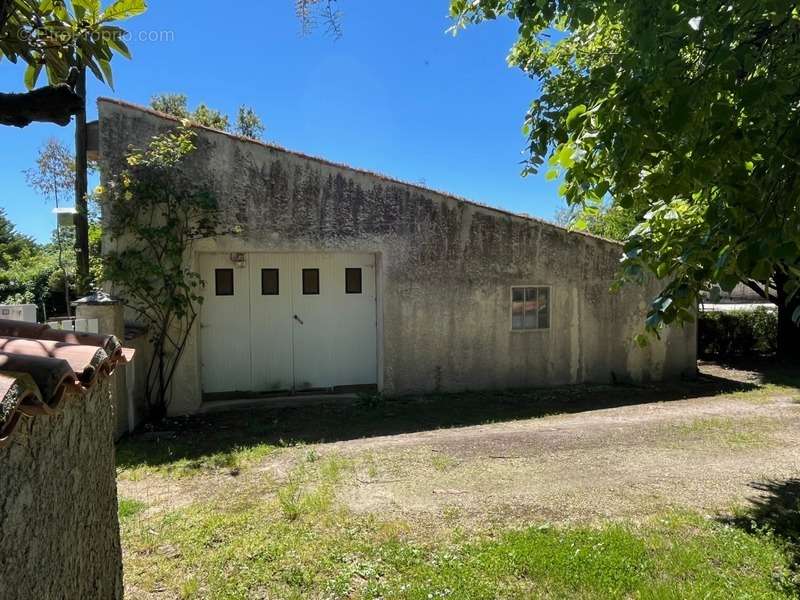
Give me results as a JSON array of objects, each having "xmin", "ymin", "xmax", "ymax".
[
  {"xmin": 198, "ymin": 255, "xmax": 252, "ymax": 394},
  {"xmin": 249, "ymin": 253, "xmax": 293, "ymax": 393},
  {"xmin": 200, "ymin": 252, "xmax": 377, "ymax": 396},
  {"xmin": 291, "ymin": 254, "xmax": 336, "ymax": 390},
  {"xmin": 329, "ymin": 254, "xmax": 377, "ymax": 387},
  {"xmin": 292, "ymin": 253, "xmax": 377, "ymax": 389}
]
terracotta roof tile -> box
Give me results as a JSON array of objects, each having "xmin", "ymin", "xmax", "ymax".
[
  {"xmin": 0, "ymin": 372, "xmax": 40, "ymax": 446},
  {"xmin": 0, "ymin": 319, "xmax": 134, "ymax": 448},
  {"xmin": 0, "ymin": 320, "xmax": 127, "ymax": 365},
  {"xmin": 0, "ymin": 352, "xmax": 79, "ymax": 411},
  {"xmin": 0, "ymin": 337, "xmax": 109, "ymax": 384}
]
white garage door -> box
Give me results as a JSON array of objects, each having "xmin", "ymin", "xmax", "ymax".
[{"xmin": 199, "ymin": 253, "xmax": 377, "ymax": 395}]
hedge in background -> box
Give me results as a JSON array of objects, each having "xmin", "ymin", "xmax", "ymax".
[{"xmin": 698, "ymin": 308, "xmax": 777, "ymax": 358}]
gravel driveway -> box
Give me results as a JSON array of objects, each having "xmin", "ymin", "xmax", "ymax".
[{"xmin": 119, "ymin": 363, "xmax": 800, "ymax": 529}]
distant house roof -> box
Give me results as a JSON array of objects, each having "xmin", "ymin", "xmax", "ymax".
[{"xmin": 0, "ymin": 320, "xmax": 134, "ymax": 447}]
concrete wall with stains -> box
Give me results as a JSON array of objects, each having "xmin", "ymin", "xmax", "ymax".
[{"xmin": 98, "ymin": 100, "xmax": 696, "ymax": 415}]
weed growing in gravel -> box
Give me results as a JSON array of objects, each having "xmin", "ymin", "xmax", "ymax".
[
  {"xmin": 118, "ymin": 498, "xmax": 146, "ymax": 521},
  {"xmin": 669, "ymin": 416, "xmax": 774, "ymax": 448}
]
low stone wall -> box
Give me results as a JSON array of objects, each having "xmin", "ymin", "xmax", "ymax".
[{"xmin": 0, "ymin": 379, "xmax": 123, "ymax": 599}]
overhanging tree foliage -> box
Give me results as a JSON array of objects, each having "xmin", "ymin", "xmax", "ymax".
[
  {"xmin": 557, "ymin": 202, "xmax": 638, "ymax": 243},
  {"xmin": 103, "ymin": 125, "xmax": 221, "ymax": 420},
  {"xmin": 3, "ymin": 0, "xmax": 146, "ymax": 298},
  {"xmin": 296, "ymin": 0, "xmax": 342, "ymax": 37},
  {"xmin": 451, "ymin": 0, "xmax": 800, "ymax": 357},
  {"xmin": 0, "ymin": 0, "xmax": 146, "ymax": 127}
]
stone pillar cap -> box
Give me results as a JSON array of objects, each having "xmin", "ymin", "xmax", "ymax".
[{"xmin": 72, "ymin": 290, "xmax": 123, "ymax": 306}]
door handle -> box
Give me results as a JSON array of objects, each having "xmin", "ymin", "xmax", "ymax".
[{"xmin": 293, "ymin": 315, "xmax": 304, "ymax": 325}]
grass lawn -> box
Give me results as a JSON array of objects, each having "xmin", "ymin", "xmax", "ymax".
[
  {"xmin": 118, "ymin": 364, "xmax": 800, "ymax": 599},
  {"xmin": 121, "ymin": 497, "xmax": 796, "ymax": 599}
]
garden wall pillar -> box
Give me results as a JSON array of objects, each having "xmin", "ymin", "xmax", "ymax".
[{"xmin": 75, "ymin": 293, "xmax": 130, "ymax": 438}]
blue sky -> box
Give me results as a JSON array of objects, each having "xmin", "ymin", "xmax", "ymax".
[{"xmin": 0, "ymin": 1, "xmax": 563, "ymax": 242}]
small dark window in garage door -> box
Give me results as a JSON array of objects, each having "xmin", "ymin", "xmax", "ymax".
[
  {"xmin": 215, "ymin": 269, "xmax": 234, "ymax": 296},
  {"xmin": 302, "ymin": 269, "xmax": 320, "ymax": 295},
  {"xmin": 261, "ymin": 268, "xmax": 279, "ymax": 295},
  {"xmin": 345, "ymin": 268, "xmax": 362, "ymax": 294}
]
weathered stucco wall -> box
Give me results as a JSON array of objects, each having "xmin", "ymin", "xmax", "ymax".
[
  {"xmin": 0, "ymin": 379, "xmax": 123, "ymax": 599},
  {"xmin": 98, "ymin": 100, "xmax": 696, "ymax": 415}
]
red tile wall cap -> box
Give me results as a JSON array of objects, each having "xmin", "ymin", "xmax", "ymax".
[
  {"xmin": 0, "ymin": 372, "xmax": 41, "ymax": 448},
  {"xmin": 0, "ymin": 319, "xmax": 136, "ymax": 448},
  {"xmin": 0, "ymin": 352, "xmax": 81, "ymax": 412},
  {"xmin": 0, "ymin": 336, "xmax": 109, "ymax": 384},
  {"xmin": 0, "ymin": 319, "xmax": 135, "ymax": 371}
]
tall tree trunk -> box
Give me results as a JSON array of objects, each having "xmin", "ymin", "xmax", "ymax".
[
  {"xmin": 73, "ymin": 67, "xmax": 90, "ymax": 294},
  {"xmin": 775, "ymin": 268, "xmax": 800, "ymax": 361}
]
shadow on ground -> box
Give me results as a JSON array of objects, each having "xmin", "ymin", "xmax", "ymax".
[
  {"xmin": 702, "ymin": 357, "xmax": 800, "ymax": 387},
  {"xmin": 114, "ymin": 362, "xmax": 784, "ymax": 471},
  {"xmin": 722, "ymin": 478, "xmax": 800, "ymax": 590}
]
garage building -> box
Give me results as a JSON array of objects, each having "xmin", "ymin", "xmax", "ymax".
[{"xmin": 96, "ymin": 99, "xmax": 696, "ymax": 416}]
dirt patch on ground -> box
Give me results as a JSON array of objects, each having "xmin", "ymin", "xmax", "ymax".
[
  {"xmin": 333, "ymin": 395, "xmax": 800, "ymax": 528},
  {"xmin": 119, "ymin": 364, "xmax": 800, "ymax": 530}
]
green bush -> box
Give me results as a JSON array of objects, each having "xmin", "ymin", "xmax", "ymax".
[{"xmin": 698, "ymin": 307, "xmax": 777, "ymax": 358}]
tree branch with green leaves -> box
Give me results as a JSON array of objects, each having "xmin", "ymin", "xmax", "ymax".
[
  {"xmin": 0, "ymin": 0, "xmax": 146, "ymax": 127},
  {"xmin": 452, "ymin": 0, "xmax": 800, "ymax": 357}
]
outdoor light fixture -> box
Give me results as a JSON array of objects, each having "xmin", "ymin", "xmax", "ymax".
[
  {"xmin": 52, "ymin": 207, "xmax": 78, "ymax": 228},
  {"xmin": 230, "ymin": 252, "xmax": 247, "ymax": 268}
]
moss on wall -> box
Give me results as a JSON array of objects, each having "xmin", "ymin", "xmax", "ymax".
[{"xmin": 98, "ymin": 100, "xmax": 697, "ymax": 413}]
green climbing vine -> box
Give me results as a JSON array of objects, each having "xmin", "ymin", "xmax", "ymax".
[{"xmin": 103, "ymin": 124, "xmax": 220, "ymax": 420}]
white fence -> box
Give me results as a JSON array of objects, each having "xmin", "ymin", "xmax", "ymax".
[
  {"xmin": 0, "ymin": 305, "xmax": 100, "ymax": 334},
  {"xmin": 45, "ymin": 318, "xmax": 100, "ymax": 334},
  {"xmin": 0, "ymin": 304, "xmax": 37, "ymax": 322},
  {"xmin": 699, "ymin": 302, "xmax": 776, "ymax": 313}
]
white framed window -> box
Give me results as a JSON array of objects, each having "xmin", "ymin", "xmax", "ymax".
[{"xmin": 511, "ymin": 286, "xmax": 551, "ymax": 331}]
